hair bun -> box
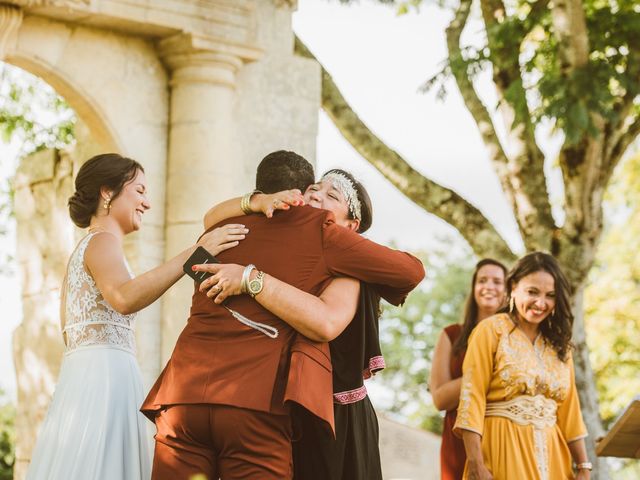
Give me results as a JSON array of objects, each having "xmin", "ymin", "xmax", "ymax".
[{"xmin": 68, "ymin": 188, "xmax": 97, "ymax": 228}]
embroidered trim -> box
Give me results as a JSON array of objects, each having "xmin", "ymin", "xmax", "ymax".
[
  {"xmin": 567, "ymin": 433, "xmax": 589, "ymax": 443},
  {"xmin": 534, "ymin": 426, "xmax": 549, "ymax": 480},
  {"xmin": 455, "ymin": 426, "xmax": 483, "ymax": 437},
  {"xmin": 321, "ymin": 172, "xmax": 362, "ymax": 221},
  {"xmin": 484, "ymin": 395, "xmax": 557, "ymax": 429},
  {"xmin": 363, "ymin": 355, "xmax": 386, "ymax": 379},
  {"xmin": 333, "ymin": 385, "xmax": 367, "ymax": 404},
  {"xmin": 456, "ymin": 367, "xmax": 474, "ymax": 428}
]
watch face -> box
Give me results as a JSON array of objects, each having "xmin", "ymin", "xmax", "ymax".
[{"xmin": 249, "ymin": 279, "xmax": 261, "ymax": 293}]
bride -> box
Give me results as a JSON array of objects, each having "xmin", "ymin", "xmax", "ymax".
[{"xmin": 26, "ymin": 153, "xmax": 247, "ymax": 480}]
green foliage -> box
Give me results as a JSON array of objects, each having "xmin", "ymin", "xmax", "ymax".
[
  {"xmin": 585, "ymin": 152, "xmax": 640, "ymax": 424},
  {"xmin": 585, "ymin": 153, "xmax": 640, "ymax": 477},
  {"xmin": 0, "ymin": 62, "xmax": 75, "ymax": 157},
  {"xmin": 378, "ymin": 240, "xmax": 474, "ymax": 433},
  {"xmin": 419, "ymin": 0, "xmax": 640, "ymax": 145},
  {"xmin": 0, "ymin": 391, "xmax": 15, "ymax": 480},
  {"xmin": 0, "ymin": 62, "xmax": 75, "ymax": 273}
]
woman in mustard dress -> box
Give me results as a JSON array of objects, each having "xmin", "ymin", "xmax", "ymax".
[{"xmin": 454, "ymin": 252, "xmax": 592, "ymax": 480}]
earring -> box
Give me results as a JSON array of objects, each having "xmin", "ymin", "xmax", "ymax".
[
  {"xmin": 551, "ymin": 308, "xmax": 556, "ymax": 317},
  {"xmin": 103, "ymin": 197, "xmax": 111, "ymax": 211},
  {"xmin": 509, "ymin": 297, "xmax": 515, "ymax": 313}
]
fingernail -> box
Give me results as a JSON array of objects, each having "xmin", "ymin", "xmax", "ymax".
[{"xmin": 192, "ymin": 265, "xmax": 198, "ymax": 271}]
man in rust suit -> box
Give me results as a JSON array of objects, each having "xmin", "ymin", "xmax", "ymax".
[{"xmin": 142, "ymin": 151, "xmax": 424, "ymax": 479}]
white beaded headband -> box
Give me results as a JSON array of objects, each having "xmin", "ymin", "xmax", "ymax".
[{"xmin": 321, "ymin": 171, "xmax": 362, "ymax": 221}]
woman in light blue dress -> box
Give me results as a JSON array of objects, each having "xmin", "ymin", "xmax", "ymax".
[{"xmin": 26, "ymin": 153, "xmax": 246, "ymax": 480}]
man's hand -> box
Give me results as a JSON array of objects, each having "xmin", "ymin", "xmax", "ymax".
[
  {"xmin": 194, "ymin": 263, "xmax": 246, "ymax": 304},
  {"xmin": 252, "ymin": 189, "xmax": 305, "ymax": 218}
]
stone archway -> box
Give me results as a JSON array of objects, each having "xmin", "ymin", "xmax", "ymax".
[{"xmin": 1, "ymin": 1, "xmax": 321, "ymax": 477}]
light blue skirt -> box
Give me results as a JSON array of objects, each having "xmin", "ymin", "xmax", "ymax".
[{"xmin": 26, "ymin": 346, "xmax": 152, "ymax": 480}]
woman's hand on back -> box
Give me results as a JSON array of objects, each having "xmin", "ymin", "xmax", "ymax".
[{"xmin": 197, "ymin": 224, "xmax": 248, "ymax": 256}]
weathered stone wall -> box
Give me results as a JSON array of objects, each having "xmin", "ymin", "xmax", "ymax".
[
  {"xmin": 12, "ymin": 148, "xmax": 76, "ymax": 478},
  {"xmin": 158, "ymin": 0, "xmax": 321, "ymax": 359},
  {"xmin": 6, "ymin": 11, "xmax": 170, "ymax": 390},
  {"xmin": 379, "ymin": 416, "xmax": 441, "ymax": 480}
]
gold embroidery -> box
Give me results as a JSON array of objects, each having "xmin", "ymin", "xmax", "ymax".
[
  {"xmin": 493, "ymin": 315, "xmax": 570, "ymax": 402},
  {"xmin": 533, "ymin": 427, "xmax": 549, "ymax": 480},
  {"xmin": 457, "ymin": 367, "xmax": 474, "ymax": 428}
]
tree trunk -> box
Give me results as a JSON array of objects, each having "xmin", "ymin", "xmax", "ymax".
[{"xmin": 572, "ymin": 287, "xmax": 609, "ymax": 479}]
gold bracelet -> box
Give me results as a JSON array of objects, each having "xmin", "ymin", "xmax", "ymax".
[
  {"xmin": 240, "ymin": 192, "xmax": 252, "ymax": 214},
  {"xmin": 240, "ymin": 190, "xmax": 263, "ymax": 215}
]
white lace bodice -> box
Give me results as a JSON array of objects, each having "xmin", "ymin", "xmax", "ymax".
[{"xmin": 62, "ymin": 233, "xmax": 137, "ymax": 355}]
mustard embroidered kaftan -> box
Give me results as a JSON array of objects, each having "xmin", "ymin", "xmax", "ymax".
[{"xmin": 453, "ymin": 314, "xmax": 587, "ymax": 480}]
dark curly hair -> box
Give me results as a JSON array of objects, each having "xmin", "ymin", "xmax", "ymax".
[
  {"xmin": 255, "ymin": 150, "xmax": 315, "ymax": 195},
  {"xmin": 68, "ymin": 153, "xmax": 144, "ymax": 228},
  {"xmin": 452, "ymin": 258, "xmax": 508, "ymax": 355},
  {"xmin": 321, "ymin": 169, "xmax": 373, "ymax": 234},
  {"xmin": 502, "ymin": 252, "xmax": 574, "ymax": 362}
]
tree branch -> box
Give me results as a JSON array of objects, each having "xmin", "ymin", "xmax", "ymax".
[
  {"xmin": 294, "ymin": 36, "xmax": 515, "ymax": 263},
  {"xmin": 550, "ymin": 0, "xmax": 590, "ymax": 72},
  {"xmin": 604, "ymin": 50, "xmax": 640, "ymax": 179},
  {"xmin": 444, "ymin": 0, "xmax": 521, "ymax": 234},
  {"xmin": 608, "ymin": 114, "xmax": 640, "ymax": 176},
  {"xmin": 478, "ymin": 0, "xmax": 556, "ymax": 250}
]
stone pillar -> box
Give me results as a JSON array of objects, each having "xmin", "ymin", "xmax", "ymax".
[
  {"xmin": 158, "ymin": 33, "xmax": 261, "ymax": 360},
  {"xmin": 12, "ymin": 149, "xmax": 76, "ymax": 479},
  {"xmin": 0, "ymin": 3, "xmax": 22, "ymax": 60}
]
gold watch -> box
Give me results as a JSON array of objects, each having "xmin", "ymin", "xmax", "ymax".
[{"xmin": 248, "ymin": 270, "xmax": 265, "ymax": 298}]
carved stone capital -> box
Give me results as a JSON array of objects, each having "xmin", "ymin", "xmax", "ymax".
[
  {"xmin": 0, "ymin": 3, "xmax": 23, "ymax": 60},
  {"xmin": 158, "ymin": 32, "xmax": 260, "ymax": 88}
]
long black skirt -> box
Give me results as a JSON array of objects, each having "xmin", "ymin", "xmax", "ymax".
[{"xmin": 292, "ymin": 395, "xmax": 383, "ymax": 480}]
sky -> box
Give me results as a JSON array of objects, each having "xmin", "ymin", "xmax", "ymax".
[{"xmin": 0, "ymin": 0, "xmax": 535, "ymax": 399}]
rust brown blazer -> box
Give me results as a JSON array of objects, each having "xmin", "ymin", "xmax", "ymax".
[{"xmin": 142, "ymin": 206, "xmax": 424, "ymax": 427}]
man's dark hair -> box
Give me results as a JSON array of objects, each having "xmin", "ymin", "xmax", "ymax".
[{"xmin": 255, "ymin": 150, "xmax": 315, "ymax": 194}]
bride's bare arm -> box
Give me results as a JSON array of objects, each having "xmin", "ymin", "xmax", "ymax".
[
  {"xmin": 203, "ymin": 190, "xmax": 305, "ymax": 230},
  {"xmin": 84, "ymin": 226, "xmax": 247, "ymax": 315}
]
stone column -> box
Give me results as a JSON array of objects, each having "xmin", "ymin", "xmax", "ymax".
[
  {"xmin": 158, "ymin": 34, "xmax": 261, "ymax": 360},
  {"xmin": 12, "ymin": 149, "xmax": 76, "ymax": 479},
  {"xmin": 0, "ymin": 3, "xmax": 22, "ymax": 61}
]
